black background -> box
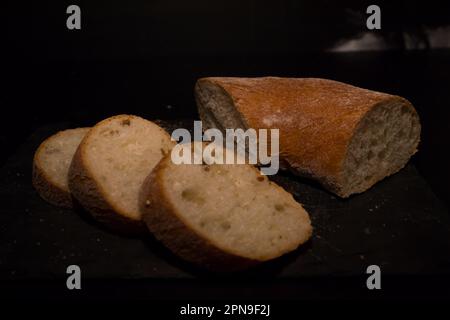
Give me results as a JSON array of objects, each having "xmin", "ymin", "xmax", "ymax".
[{"xmin": 3, "ymin": 0, "xmax": 450, "ymax": 306}]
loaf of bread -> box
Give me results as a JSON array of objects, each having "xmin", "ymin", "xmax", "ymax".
[
  {"xmin": 69, "ymin": 115, "xmax": 174, "ymax": 234},
  {"xmin": 32, "ymin": 128, "xmax": 90, "ymax": 207},
  {"xmin": 139, "ymin": 143, "xmax": 312, "ymax": 270},
  {"xmin": 195, "ymin": 77, "xmax": 421, "ymax": 197}
]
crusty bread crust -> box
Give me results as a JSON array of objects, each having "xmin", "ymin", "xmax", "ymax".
[
  {"xmin": 195, "ymin": 77, "xmax": 420, "ymax": 197},
  {"xmin": 32, "ymin": 158, "xmax": 73, "ymax": 208},
  {"xmin": 139, "ymin": 156, "xmax": 261, "ymax": 271},
  {"xmin": 32, "ymin": 128, "xmax": 89, "ymax": 208}
]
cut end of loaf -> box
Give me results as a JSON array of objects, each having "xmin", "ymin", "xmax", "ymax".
[
  {"xmin": 339, "ymin": 99, "xmax": 421, "ymax": 197},
  {"xmin": 195, "ymin": 79, "xmax": 248, "ymax": 131}
]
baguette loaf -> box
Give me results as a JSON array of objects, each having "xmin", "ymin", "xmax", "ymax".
[
  {"xmin": 32, "ymin": 128, "xmax": 90, "ymax": 208},
  {"xmin": 139, "ymin": 143, "xmax": 312, "ymax": 270},
  {"xmin": 195, "ymin": 77, "xmax": 421, "ymax": 197},
  {"xmin": 68, "ymin": 115, "xmax": 174, "ymax": 234}
]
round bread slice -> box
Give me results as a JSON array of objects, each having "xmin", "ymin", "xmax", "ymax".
[
  {"xmin": 68, "ymin": 115, "xmax": 174, "ymax": 234},
  {"xmin": 33, "ymin": 128, "xmax": 90, "ymax": 208},
  {"xmin": 139, "ymin": 143, "xmax": 312, "ymax": 271}
]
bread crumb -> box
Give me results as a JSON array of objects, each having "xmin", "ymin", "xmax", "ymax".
[
  {"xmin": 221, "ymin": 221, "xmax": 231, "ymax": 230},
  {"xmin": 181, "ymin": 188, "xmax": 205, "ymax": 204},
  {"xmin": 45, "ymin": 147, "xmax": 60, "ymax": 155}
]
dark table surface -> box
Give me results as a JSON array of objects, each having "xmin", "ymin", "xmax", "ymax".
[{"xmin": 1, "ymin": 50, "xmax": 450, "ymax": 301}]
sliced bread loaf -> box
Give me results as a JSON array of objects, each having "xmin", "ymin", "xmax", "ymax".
[
  {"xmin": 33, "ymin": 128, "xmax": 90, "ymax": 208},
  {"xmin": 69, "ymin": 115, "xmax": 174, "ymax": 234},
  {"xmin": 139, "ymin": 143, "xmax": 312, "ymax": 270}
]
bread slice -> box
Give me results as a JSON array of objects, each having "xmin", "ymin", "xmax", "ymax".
[
  {"xmin": 69, "ymin": 115, "xmax": 174, "ymax": 234},
  {"xmin": 32, "ymin": 128, "xmax": 90, "ymax": 208},
  {"xmin": 139, "ymin": 143, "xmax": 312, "ymax": 271},
  {"xmin": 195, "ymin": 77, "xmax": 421, "ymax": 198}
]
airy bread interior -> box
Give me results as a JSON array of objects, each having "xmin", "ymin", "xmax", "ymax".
[
  {"xmin": 36, "ymin": 128, "xmax": 90, "ymax": 192},
  {"xmin": 150, "ymin": 143, "xmax": 312, "ymax": 261},
  {"xmin": 341, "ymin": 100, "xmax": 421, "ymax": 197},
  {"xmin": 196, "ymin": 81, "xmax": 247, "ymax": 131},
  {"xmin": 83, "ymin": 116, "xmax": 174, "ymax": 220}
]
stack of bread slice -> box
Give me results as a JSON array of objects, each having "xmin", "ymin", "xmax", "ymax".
[{"xmin": 33, "ymin": 114, "xmax": 313, "ymax": 270}]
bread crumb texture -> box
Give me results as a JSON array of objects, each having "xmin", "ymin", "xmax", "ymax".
[
  {"xmin": 35, "ymin": 128, "xmax": 90, "ymax": 192},
  {"xmin": 73, "ymin": 115, "xmax": 174, "ymax": 221},
  {"xmin": 141, "ymin": 144, "xmax": 312, "ymax": 266}
]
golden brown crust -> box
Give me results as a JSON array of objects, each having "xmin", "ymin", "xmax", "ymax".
[
  {"xmin": 195, "ymin": 77, "xmax": 417, "ymax": 197},
  {"xmin": 139, "ymin": 156, "xmax": 260, "ymax": 271},
  {"xmin": 32, "ymin": 158, "xmax": 73, "ymax": 208},
  {"xmin": 68, "ymin": 116, "xmax": 147, "ymax": 235}
]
